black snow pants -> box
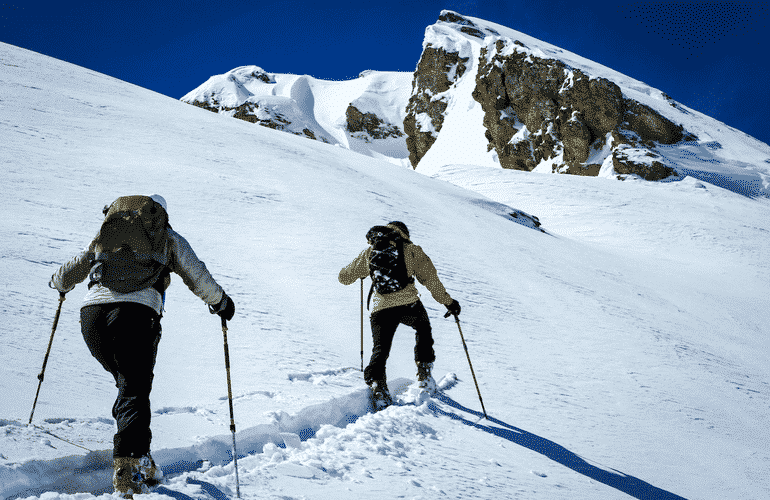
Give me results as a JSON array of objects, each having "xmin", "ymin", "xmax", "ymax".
[
  {"xmin": 80, "ymin": 302, "xmax": 161, "ymax": 458},
  {"xmin": 364, "ymin": 300, "xmax": 434, "ymax": 386}
]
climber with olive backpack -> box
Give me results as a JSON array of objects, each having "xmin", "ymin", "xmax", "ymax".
[{"xmin": 48, "ymin": 194, "xmax": 235, "ymax": 498}]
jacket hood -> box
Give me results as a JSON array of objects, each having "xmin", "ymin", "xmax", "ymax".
[
  {"xmin": 149, "ymin": 194, "xmax": 167, "ymax": 212},
  {"xmin": 386, "ymin": 223, "xmax": 411, "ymax": 242}
]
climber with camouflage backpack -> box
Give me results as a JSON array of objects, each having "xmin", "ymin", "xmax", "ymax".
[
  {"xmin": 48, "ymin": 195, "xmax": 235, "ymax": 498},
  {"xmin": 338, "ymin": 221, "xmax": 460, "ymax": 407}
]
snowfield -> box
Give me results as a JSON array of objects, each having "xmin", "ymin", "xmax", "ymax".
[{"xmin": 2, "ymin": 36, "xmax": 770, "ymax": 500}]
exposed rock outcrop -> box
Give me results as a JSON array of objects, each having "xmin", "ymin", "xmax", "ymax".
[
  {"xmin": 183, "ymin": 66, "xmax": 330, "ymax": 141},
  {"xmin": 624, "ymin": 100, "xmax": 687, "ymax": 146},
  {"xmin": 190, "ymin": 99, "xmax": 223, "ymax": 114},
  {"xmin": 612, "ymin": 147, "xmax": 677, "ymax": 181},
  {"xmin": 231, "ymin": 102, "xmax": 287, "ymax": 129},
  {"xmin": 404, "ymin": 44, "xmax": 469, "ymax": 168},
  {"xmin": 472, "ymin": 37, "xmax": 691, "ymax": 179},
  {"xmin": 405, "ymin": 11, "xmax": 696, "ymax": 180},
  {"xmin": 438, "ymin": 10, "xmax": 498, "ymax": 38},
  {"xmin": 190, "ymin": 98, "xmax": 325, "ymax": 141},
  {"xmin": 346, "ymin": 105, "xmax": 403, "ymax": 139},
  {"xmin": 561, "ymin": 112, "xmax": 592, "ymax": 166}
]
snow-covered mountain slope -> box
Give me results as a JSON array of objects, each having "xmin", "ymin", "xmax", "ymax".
[
  {"xmin": 181, "ymin": 66, "xmax": 413, "ymax": 168},
  {"xmin": 2, "ymin": 41, "xmax": 770, "ymax": 500},
  {"xmin": 405, "ymin": 12, "xmax": 770, "ymax": 198}
]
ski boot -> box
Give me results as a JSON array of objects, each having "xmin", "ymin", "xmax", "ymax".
[
  {"xmin": 369, "ymin": 379, "xmax": 393, "ymax": 411},
  {"xmin": 416, "ymin": 361, "xmax": 437, "ymax": 396}
]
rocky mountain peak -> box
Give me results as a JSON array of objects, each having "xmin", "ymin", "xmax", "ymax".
[
  {"xmin": 438, "ymin": 10, "xmax": 499, "ymax": 38},
  {"xmin": 404, "ymin": 12, "xmax": 710, "ymax": 182}
]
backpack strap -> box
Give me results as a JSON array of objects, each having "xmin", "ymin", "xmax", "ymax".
[
  {"xmin": 395, "ymin": 237, "xmax": 414, "ymax": 287},
  {"xmin": 367, "ymin": 281, "xmax": 374, "ymax": 310}
]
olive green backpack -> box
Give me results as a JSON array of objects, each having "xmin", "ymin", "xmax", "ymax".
[{"xmin": 89, "ymin": 195, "xmax": 170, "ymax": 294}]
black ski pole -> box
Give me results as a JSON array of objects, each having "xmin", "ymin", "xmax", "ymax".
[
  {"xmin": 221, "ymin": 317, "xmax": 241, "ymax": 498},
  {"xmin": 360, "ymin": 278, "xmax": 364, "ymax": 372},
  {"xmin": 29, "ymin": 292, "xmax": 66, "ymax": 424},
  {"xmin": 450, "ymin": 313, "xmax": 488, "ymax": 419}
]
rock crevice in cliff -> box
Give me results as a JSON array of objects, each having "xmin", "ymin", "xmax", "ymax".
[{"xmin": 403, "ymin": 45, "xmax": 469, "ymax": 168}]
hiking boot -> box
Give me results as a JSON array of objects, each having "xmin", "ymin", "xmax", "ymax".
[
  {"xmin": 370, "ymin": 379, "xmax": 393, "ymax": 408},
  {"xmin": 137, "ymin": 453, "xmax": 162, "ymax": 486},
  {"xmin": 416, "ymin": 362, "xmax": 437, "ymax": 395},
  {"xmin": 113, "ymin": 457, "xmax": 143, "ymax": 498},
  {"xmin": 113, "ymin": 454, "xmax": 161, "ymax": 498}
]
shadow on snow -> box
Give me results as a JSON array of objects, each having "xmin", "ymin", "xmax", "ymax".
[
  {"xmin": 154, "ymin": 478, "xmax": 229, "ymax": 500},
  {"xmin": 431, "ymin": 393, "xmax": 689, "ymax": 500}
]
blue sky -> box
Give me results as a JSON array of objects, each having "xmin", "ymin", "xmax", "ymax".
[{"xmin": 2, "ymin": 0, "xmax": 768, "ymax": 145}]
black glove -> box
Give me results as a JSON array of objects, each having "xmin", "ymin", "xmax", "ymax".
[
  {"xmin": 210, "ymin": 293, "xmax": 235, "ymax": 321},
  {"xmin": 443, "ymin": 299, "xmax": 461, "ymax": 318}
]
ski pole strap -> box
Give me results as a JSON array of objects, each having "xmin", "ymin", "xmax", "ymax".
[{"xmin": 366, "ymin": 282, "xmax": 374, "ymax": 310}]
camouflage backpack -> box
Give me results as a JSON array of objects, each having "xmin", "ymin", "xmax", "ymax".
[
  {"xmin": 89, "ymin": 195, "xmax": 170, "ymax": 294},
  {"xmin": 366, "ymin": 225, "xmax": 414, "ymax": 309}
]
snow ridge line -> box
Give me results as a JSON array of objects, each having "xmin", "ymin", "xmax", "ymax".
[{"xmin": 286, "ymin": 366, "xmax": 358, "ymax": 382}]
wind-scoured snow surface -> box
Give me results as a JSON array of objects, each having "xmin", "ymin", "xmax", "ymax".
[
  {"xmin": 412, "ymin": 13, "xmax": 770, "ymax": 199},
  {"xmin": 2, "ymin": 41, "xmax": 770, "ymax": 500}
]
